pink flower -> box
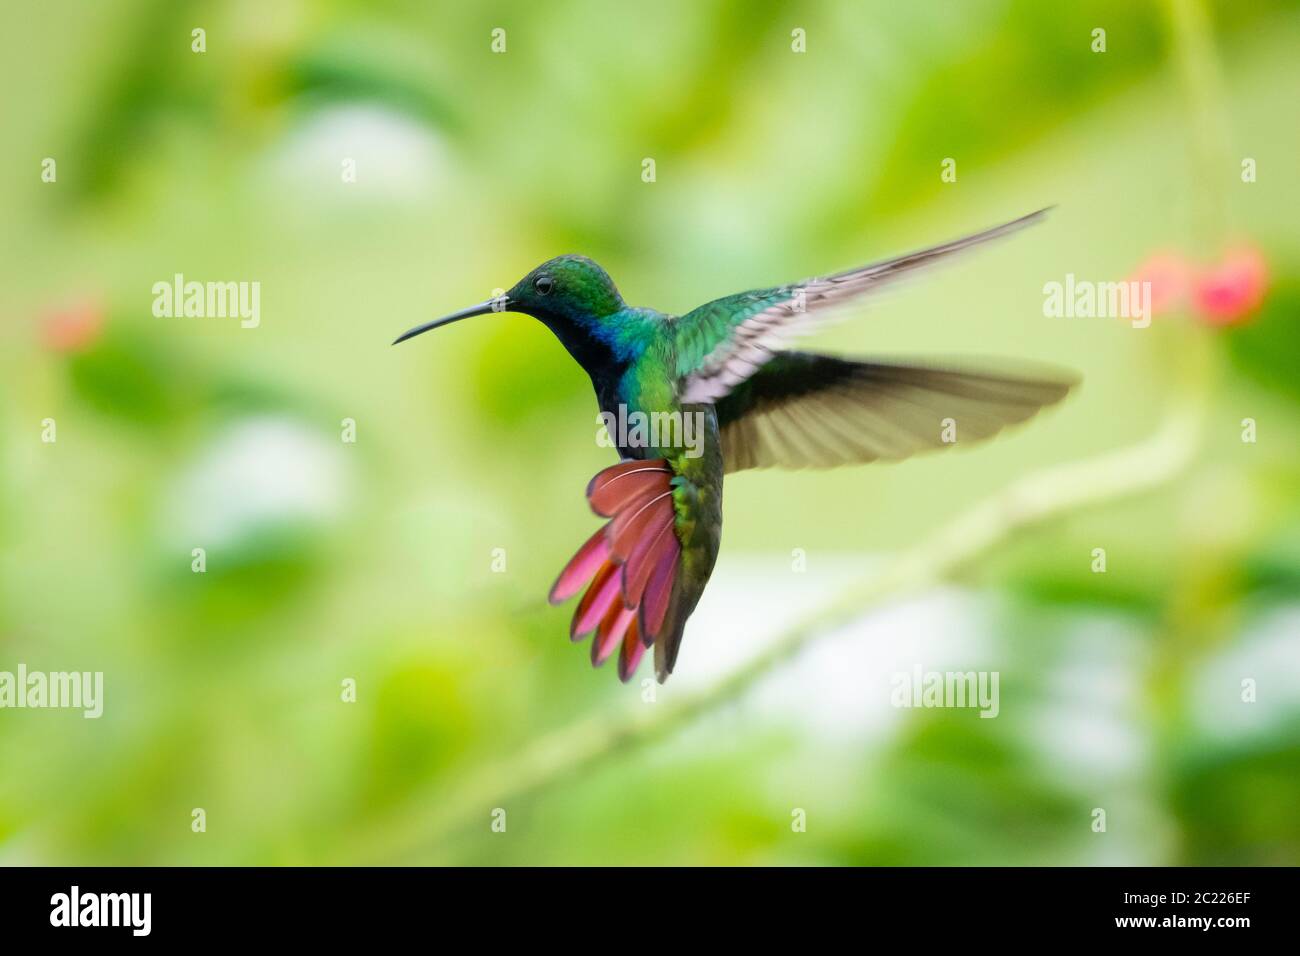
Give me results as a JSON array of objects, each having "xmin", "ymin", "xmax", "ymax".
[
  {"xmin": 1192, "ymin": 245, "xmax": 1269, "ymax": 326},
  {"xmin": 1129, "ymin": 251, "xmax": 1192, "ymax": 316},
  {"xmin": 42, "ymin": 298, "xmax": 104, "ymax": 353},
  {"xmin": 1127, "ymin": 242, "xmax": 1270, "ymax": 327}
]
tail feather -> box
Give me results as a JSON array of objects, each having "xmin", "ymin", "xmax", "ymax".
[
  {"xmin": 552, "ymin": 458, "xmax": 682, "ymax": 682},
  {"xmin": 618, "ymin": 616, "xmax": 646, "ymax": 682},
  {"xmin": 592, "ymin": 602, "xmax": 635, "ymax": 666},
  {"xmin": 549, "ymin": 527, "xmax": 610, "ymax": 604},
  {"xmin": 571, "ymin": 562, "xmax": 621, "ymax": 638},
  {"xmin": 654, "ymin": 591, "xmax": 691, "ymax": 681},
  {"xmin": 587, "ymin": 462, "xmax": 673, "ymax": 516},
  {"xmin": 609, "ymin": 490, "xmax": 673, "ymax": 559},
  {"xmin": 622, "ymin": 515, "xmax": 676, "ymax": 608},
  {"xmin": 641, "ymin": 547, "xmax": 678, "ymax": 640}
]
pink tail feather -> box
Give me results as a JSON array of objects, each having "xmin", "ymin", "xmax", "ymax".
[{"xmin": 550, "ymin": 458, "xmax": 681, "ymax": 681}]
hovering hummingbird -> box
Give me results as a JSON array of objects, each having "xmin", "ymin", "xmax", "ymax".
[{"xmin": 395, "ymin": 208, "xmax": 1077, "ymax": 684}]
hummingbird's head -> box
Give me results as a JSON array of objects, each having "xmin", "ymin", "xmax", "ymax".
[
  {"xmin": 393, "ymin": 255, "xmax": 631, "ymax": 371},
  {"xmin": 504, "ymin": 255, "xmax": 624, "ymax": 325}
]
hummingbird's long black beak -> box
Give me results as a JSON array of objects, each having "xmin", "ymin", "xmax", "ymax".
[{"xmin": 392, "ymin": 297, "xmax": 507, "ymax": 345}]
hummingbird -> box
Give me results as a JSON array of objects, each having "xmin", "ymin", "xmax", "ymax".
[{"xmin": 394, "ymin": 208, "xmax": 1077, "ymax": 684}]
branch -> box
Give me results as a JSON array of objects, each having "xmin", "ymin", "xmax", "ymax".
[{"xmin": 354, "ymin": 406, "xmax": 1202, "ymax": 864}]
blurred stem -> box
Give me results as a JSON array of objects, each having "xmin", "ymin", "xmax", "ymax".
[
  {"xmin": 355, "ymin": 406, "xmax": 1204, "ymax": 863},
  {"xmin": 1165, "ymin": 0, "xmax": 1232, "ymax": 251}
]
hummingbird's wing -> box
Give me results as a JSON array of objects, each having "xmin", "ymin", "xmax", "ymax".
[
  {"xmin": 714, "ymin": 351, "xmax": 1078, "ymax": 473},
  {"xmin": 674, "ymin": 208, "xmax": 1050, "ymax": 404}
]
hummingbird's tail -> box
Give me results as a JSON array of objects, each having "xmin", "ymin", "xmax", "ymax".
[{"xmin": 549, "ymin": 458, "xmax": 682, "ymax": 682}]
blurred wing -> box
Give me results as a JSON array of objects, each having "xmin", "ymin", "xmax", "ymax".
[
  {"xmin": 714, "ymin": 351, "xmax": 1079, "ymax": 473},
  {"xmin": 675, "ymin": 208, "xmax": 1051, "ymax": 404}
]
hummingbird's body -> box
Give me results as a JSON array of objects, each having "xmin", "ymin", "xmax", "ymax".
[
  {"xmin": 520, "ymin": 292, "xmax": 726, "ymax": 678},
  {"xmin": 396, "ymin": 209, "xmax": 1078, "ymax": 683}
]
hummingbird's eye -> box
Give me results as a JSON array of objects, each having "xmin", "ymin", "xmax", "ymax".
[{"xmin": 534, "ymin": 275, "xmax": 554, "ymax": 296}]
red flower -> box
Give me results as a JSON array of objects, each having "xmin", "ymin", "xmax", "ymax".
[
  {"xmin": 1127, "ymin": 242, "xmax": 1269, "ymax": 327},
  {"xmin": 1192, "ymin": 245, "xmax": 1269, "ymax": 326},
  {"xmin": 42, "ymin": 298, "xmax": 105, "ymax": 353}
]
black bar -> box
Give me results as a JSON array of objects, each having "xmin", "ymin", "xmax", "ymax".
[{"xmin": 0, "ymin": 867, "xmax": 1290, "ymax": 942}]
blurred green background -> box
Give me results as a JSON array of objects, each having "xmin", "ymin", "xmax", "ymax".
[{"xmin": 2, "ymin": 0, "xmax": 1298, "ymax": 865}]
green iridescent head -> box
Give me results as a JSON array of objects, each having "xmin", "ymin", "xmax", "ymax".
[
  {"xmin": 393, "ymin": 255, "xmax": 636, "ymax": 372},
  {"xmin": 505, "ymin": 255, "xmax": 625, "ymax": 324}
]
